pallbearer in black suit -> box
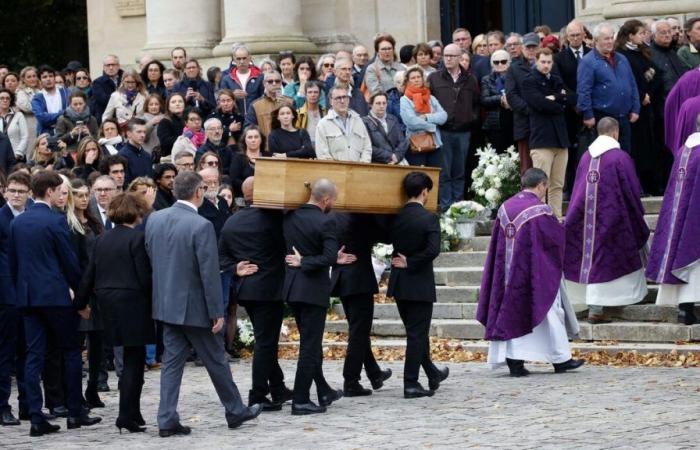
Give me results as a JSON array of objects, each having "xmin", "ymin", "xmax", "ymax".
[
  {"xmin": 283, "ymin": 179, "xmax": 343, "ymax": 415},
  {"xmin": 388, "ymin": 172, "xmax": 449, "ymax": 399},
  {"xmin": 331, "ymin": 213, "xmax": 392, "ymax": 396},
  {"xmin": 219, "ymin": 176, "xmax": 293, "ymax": 411},
  {"xmin": 0, "ymin": 172, "xmax": 32, "ymax": 426}
]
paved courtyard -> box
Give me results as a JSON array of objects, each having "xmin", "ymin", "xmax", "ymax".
[{"xmin": 3, "ymin": 359, "xmax": 700, "ymax": 449}]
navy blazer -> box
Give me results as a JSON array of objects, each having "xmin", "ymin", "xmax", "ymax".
[
  {"xmin": 9, "ymin": 202, "xmax": 82, "ymax": 308},
  {"xmin": 0, "ymin": 205, "xmax": 17, "ymax": 305}
]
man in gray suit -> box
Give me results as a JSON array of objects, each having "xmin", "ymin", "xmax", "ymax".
[{"xmin": 145, "ymin": 171, "xmax": 262, "ymax": 437}]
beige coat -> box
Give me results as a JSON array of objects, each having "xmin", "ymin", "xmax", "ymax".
[
  {"xmin": 102, "ymin": 91, "xmax": 146, "ymax": 125},
  {"xmin": 314, "ymin": 109, "xmax": 372, "ymax": 162}
]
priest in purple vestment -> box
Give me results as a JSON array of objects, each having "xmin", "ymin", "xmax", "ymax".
[
  {"xmin": 664, "ymin": 68, "xmax": 700, "ymax": 154},
  {"xmin": 477, "ymin": 168, "xmax": 583, "ymax": 377},
  {"xmin": 564, "ymin": 117, "xmax": 650, "ymax": 324},
  {"xmin": 647, "ymin": 114, "xmax": 700, "ymax": 324},
  {"xmin": 670, "ymin": 95, "xmax": 700, "ymax": 158}
]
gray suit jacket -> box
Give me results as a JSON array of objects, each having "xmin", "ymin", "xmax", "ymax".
[{"xmin": 145, "ymin": 201, "xmax": 223, "ymax": 327}]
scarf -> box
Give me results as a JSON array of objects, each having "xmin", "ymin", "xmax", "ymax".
[
  {"xmin": 495, "ymin": 74, "xmax": 506, "ymax": 93},
  {"xmin": 404, "ymin": 84, "xmax": 431, "ymax": 114},
  {"xmin": 125, "ymin": 89, "xmax": 137, "ymax": 106},
  {"xmin": 625, "ymin": 42, "xmax": 638, "ymax": 51},
  {"xmin": 183, "ymin": 127, "xmax": 206, "ymax": 148},
  {"xmin": 99, "ymin": 136, "xmax": 123, "ymax": 155},
  {"xmin": 64, "ymin": 106, "xmax": 92, "ymax": 123}
]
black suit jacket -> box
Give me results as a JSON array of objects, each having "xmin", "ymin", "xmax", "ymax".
[
  {"xmin": 0, "ymin": 205, "xmax": 16, "ymax": 306},
  {"xmin": 282, "ymin": 204, "xmax": 338, "ymax": 307},
  {"xmin": 330, "ymin": 213, "xmax": 378, "ymax": 298},
  {"xmin": 505, "ymin": 58, "xmax": 532, "ymax": 141},
  {"xmin": 554, "ymin": 46, "xmax": 590, "ymax": 145},
  {"xmin": 219, "ymin": 207, "xmax": 286, "ymax": 302},
  {"xmin": 387, "ymin": 202, "xmax": 440, "ymax": 302},
  {"xmin": 153, "ymin": 187, "xmax": 175, "ymax": 211},
  {"xmin": 198, "ymin": 196, "xmax": 231, "ymax": 238},
  {"xmin": 521, "ymin": 69, "xmax": 571, "ymax": 149}
]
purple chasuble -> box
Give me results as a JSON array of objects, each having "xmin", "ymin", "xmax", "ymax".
[
  {"xmin": 670, "ymin": 96, "xmax": 700, "ymax": 158},
  {"xmin": 665, "ymin": 69, "xmax": 700, "ymax": 154},
  {"xmin": 476, "ymin": 191, "xmax": 564, "ymax": 341},
  {"xmin": 564, "ymin": 148, "xmax": 650, "ymax": 284},
  {"xmin": 646, "ymin": 143, "xmax": 700, "ymax": 283}
]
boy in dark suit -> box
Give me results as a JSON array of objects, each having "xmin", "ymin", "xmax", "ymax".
[
  {"xmin": 388, "ymin": 171, "xmax": 448, "ymax": 399},
  {"xmin": 10, "ymin": 171, "xmax": 100, "ymax": 436}
]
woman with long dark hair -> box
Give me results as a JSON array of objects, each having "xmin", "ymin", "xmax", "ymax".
[
  {"xmin": 77, "ymin": 193, "xmax": 153, "ymax": 433},
  {"xmin": 229, "ymin": 125, "xmax": 271, "ymax": 201},
  {"xmin": 615, "ymin": 19, "xmax": 664, "ymax": 195},
  {"xmin": 156, "ymin": 93, "xmax": 186, "ymax": 160},
  {"xmin": 140, "ymin": 60, "xmax": 166, "ymax": 99}
]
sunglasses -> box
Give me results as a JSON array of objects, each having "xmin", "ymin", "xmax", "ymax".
[
  {"xmin": 322, "ymin": 63, "xmax": 334, "ymax": 68},
  {"xmin": 266, "ymin": 79, "xmax": 282, "ymax": 84},
  {"xmin": 493, "ymin": 60, "xmax": 509, "ymax": 65},
  {"xmin": 76, "ymin": 76, "xmax": 89, "ymax": 81},
  {"xmin": 204, "ymin": 161, "xmax": 219, "ymax": 167}
]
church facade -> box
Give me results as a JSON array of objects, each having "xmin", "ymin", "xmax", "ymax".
[{"xmin": 86, "ymin": 0, "xmax": 700, "ymax": 75}]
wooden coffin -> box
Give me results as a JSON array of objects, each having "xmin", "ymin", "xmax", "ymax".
[{"xmin": 252, "ymin": 157, "xmax": 440, "ymax": 214}]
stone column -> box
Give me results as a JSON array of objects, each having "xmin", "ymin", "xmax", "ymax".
[
  {"xmin": 603, "ymin": 0, "xmax": 700, "ymax": 19},
  {"xmin": 142, "ymin": 0, "xmax": 221, "ymax": 60},
  {"xmin": 213, "ymin": 0, "xmax": 317, "ymax": 57}
]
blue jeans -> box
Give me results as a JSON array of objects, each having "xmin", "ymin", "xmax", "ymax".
[
  {"xmin": 145, "ymin": 344, "xmax": 156, "ymax": 365},
  {"xmin": 440, "ymin": 130, "xmax": 471, "ymax": 210}
]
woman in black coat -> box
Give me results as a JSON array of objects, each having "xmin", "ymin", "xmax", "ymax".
[
  {"xmin": 267, "ymin": 105, "xmax": 315, "ymax": 159},
  {"xmin": 156, "ymin": 93, "xmax": 186, "ymax": 159},
  {"xmin": 480, "ymin": 50, "xmax": 514, "ymax": 152},
  {"xmin": 77, "ymin": 192, "xmax": 153, "ymax": 433},
  {"xmin": 615, "ymin": 19, "xmax": 664, "ymax": 195},
  {"xmin": 229, "ymin": 126, "xmax": 271, "ymax": 199}
]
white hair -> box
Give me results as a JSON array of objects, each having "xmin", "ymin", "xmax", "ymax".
[
  {"xmin": 203, "ymin": 118, "xmax": 222, "ymax": 130},
  {"xmin": 592, "ymin": 23, "xmax": 616, "ymax": 40},
  {"xmin": 490, "ymin": 49, "xmax": 511, "ymax": 66},
  {"xmin": 231, "ymin": 43, "xmax": 249, "ymax": 56},
  {"xmin": 651, "ymin": 19, "xmax": 670, "ymax": 35}
]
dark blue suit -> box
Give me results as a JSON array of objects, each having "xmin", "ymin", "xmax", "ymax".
[
  {"xmin": 9, "ymin": 202, "xmax": 82, "ymax": 423},
  {"xmin": 0, "ymin": 204, "xmax": 26, "ymax": 415}
]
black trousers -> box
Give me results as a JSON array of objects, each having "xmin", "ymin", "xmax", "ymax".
[
  {"xmin": 0, "ymin": 305, "xmax": 26, "ymax": 413},
  {"xmin": 340, "ymin": 293, "xmax": 381, "ymax": 384},
  {"xmin": 84, "ymin": 331, "xmax": 104, "ymax": 394},
  {"xmin": 118, "ymin": 345, "xmax": 145, "ymax": 421},
  {"xmin": 290, "ymin": 303, "xmax": 331, "ymax": 404},
  {"xmin": 42, "ymin": 329, "xmax": 65, "ymax": 409},
  {"xmin": 243, "ymin": 302, "xmax": 286, "ymax": 398},
  {"xmin": 396, "ymin": 300, "xmax": 438, "ymax": 387}
]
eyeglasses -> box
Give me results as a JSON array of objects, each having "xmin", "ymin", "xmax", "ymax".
[
  {"xmin": 176, "ymin": 162, "xmax": 195, "ymax": 168},
  {"xmin": 332, "ymin": 95, "xmax": 349, "ymax": 102},
  {"xmin": 322, "ymin": 63, "xmax": 334, "ymax": 68},
  {"xmin": 0, "ymin": 96, "xmax": 10, "ymax": 101},
  {"xmin": 443, "ymin": 54, "xmax": 462, "ymax": 58},
  {"xmin": 206, "ymin": 126, "xmax": 223, "ymax": 132},
  {"xmin": 204, "ymin": 160, "xmax": 219, "ymax": 167},
  {"xmin": 76, "ymin": 76, "xmax": 89, "ymax": 81},
  {"xmin": 506, "ymin": 43, "xmax": 522, "ymax": 48},
  {"xmin": 266, "ymin": 79, "xmax": 282, "ymax": 84},
  {"xmin": 95, "ymin": 187, "xmax": 115, "ymax": 193},
  {"xmin": 493, "ymin": 60, "xmax": 509, "ymax": 65},
  {"xmin": 6, "ymin": 188, "xmax": 28, "ymax": 195}
]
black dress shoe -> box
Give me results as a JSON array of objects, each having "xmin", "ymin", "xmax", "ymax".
[
  {"xmin": 67, "ymin": 414, "xmax": 102, "ymax": 429},
  {"xmin": 506, "ymin": 358, "xmax": 530, "ymax": 377},
  {"xmin": 42, "ymin": 411, "xmax": 57, "ymax": 421},
  {"xmin": 248, "ymin": 390, "xmax": 282, "ymax": 411},
  {"xmin": 29, "ymin": 421, "xmax": 60, "ymax": 437},
  {"xmin": 271, "ymin": 386, "xmax": 294, "ymax": 405},
  {"xmin": 291, "ymin": 402, "xmax": 327, "ymax": 415},
  {"xmin": 1, "ymin": 409, "xmax": 20, "ymax": 425},
  {"xmin": 50, "ymin": 406, "xmax": 69, "ymax": 418},
  {"xmin": 428, "ymin": 366, "xmax": 449, "ymax": 391},
  {"xmin": 159, "ymin": 423, "xmax": 192, "ymax": 437},
  {"xmin": 318, "ymin": 388, "xmax": 344, "ymax": 407},
  {"xmin": 553, "ymin": 358, "xmax": 585, "ymax": 373},
  {"xmin": 96, "ymin": 382, "xmax": 110, "ymax": 393},
  {"xmin": 115, "ymin": 417, "xmax": 146, "ymax": 433},
  {"xmin": 403, "ymin": 384, "xmax": 434, "ymax": 399},
  {"xmin": 84, "ymin": 390, "xmax": 105, "ymax": 408},
  {"xmin": 228, "ymin": 403, "xmax": 263, "ymax": 428},
  {"xmin": 343, "ymin": 382, "xmax": 372, "ymax": 397},
  {"xmin": 369, "ymin": 368, "xmax": 392, "ymax": 390}
]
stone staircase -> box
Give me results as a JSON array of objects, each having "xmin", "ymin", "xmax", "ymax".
[{"xmin": 324, "ymin": 197, "xmax": 700, "ymax": 346}]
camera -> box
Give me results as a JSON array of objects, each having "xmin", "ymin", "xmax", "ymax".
[
  {"xmin": 47, "ymin": 136, "xmax": 62, "ymax": 152},
  {"xmin": 187, "ymin": 80, "xmax": 197, "ymax": 90}
]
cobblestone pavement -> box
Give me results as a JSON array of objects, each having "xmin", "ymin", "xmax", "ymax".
[{"xmin": 4, "ymin": 359, "xmax": 700, "ymax": 449}]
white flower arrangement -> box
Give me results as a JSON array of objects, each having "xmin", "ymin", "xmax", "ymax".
[
  {"xmin": 446, "ymin": 200, "xmax": 489, "ymax": 222},
  {"xmin": 470, "ymin": 144, "xmax": 521, "ymax": 209},
  {"xmin": 372, "ymin": 243, "xmax": 394, "ymax": 262},
  {"xmin": 440, "ymin": 215, "xmax": 459, "ymax": 252},
  {"xmin": 236, "ymin": 319, "xmax": 255, "ymax": 347}
]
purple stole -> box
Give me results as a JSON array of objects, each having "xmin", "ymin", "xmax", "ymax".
[
  {"xmin": 578, "ymin": 156, "xmax": 602, "ymax": 283},
  {"xmin": 497, "ymin": 202, "xmax": 553, "ymax": 287},
  {"xmin": 655, "ymin": 145, "xmax": 693, "ymax": 283}
]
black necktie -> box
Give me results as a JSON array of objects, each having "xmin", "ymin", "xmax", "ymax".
[
  {"xmin": 575, "ymin": 50, "xmax": 581, "ymax": 61},
  {"xmin": 105, "ymin": 218, "xmax": 113, "ymax": 230}
]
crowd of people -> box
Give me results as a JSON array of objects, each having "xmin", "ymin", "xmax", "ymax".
[{"xmin": 0, "ymin": 14, "xmax": 699, "ymax": 438}]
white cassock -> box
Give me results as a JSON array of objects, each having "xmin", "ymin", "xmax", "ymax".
[{"xmin": 487, "ymin": 284, "xmax": 578, "ymax": 367}]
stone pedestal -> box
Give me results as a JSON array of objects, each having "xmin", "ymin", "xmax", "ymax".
[
  {"xmin": 141, "ymin": 0, "xmax": 221, "ymax": 59},
  {"xmin": 576, "ymin": 0, "xmax": 700, "ymax": 23},
  {"xmin": 212, "ymin": 0, "xmax": 317, "ymax": 57}
]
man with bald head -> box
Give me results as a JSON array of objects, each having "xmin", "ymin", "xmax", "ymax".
[
  {"xmin": 283, "ymin": 179, "xmax": 342, "ymax": 415},
  {"xmin": 219, "ymin": 176, "xmax": 292, "ymax": 410}
]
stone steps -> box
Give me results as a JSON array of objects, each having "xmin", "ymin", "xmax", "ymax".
[
  {"xmin": 324, "ymin": 318, "xmax": 700, "ymax": 343},
  {"xmin": 281, "ymin": 338, "xmax": 700, "ymax": 356}
]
